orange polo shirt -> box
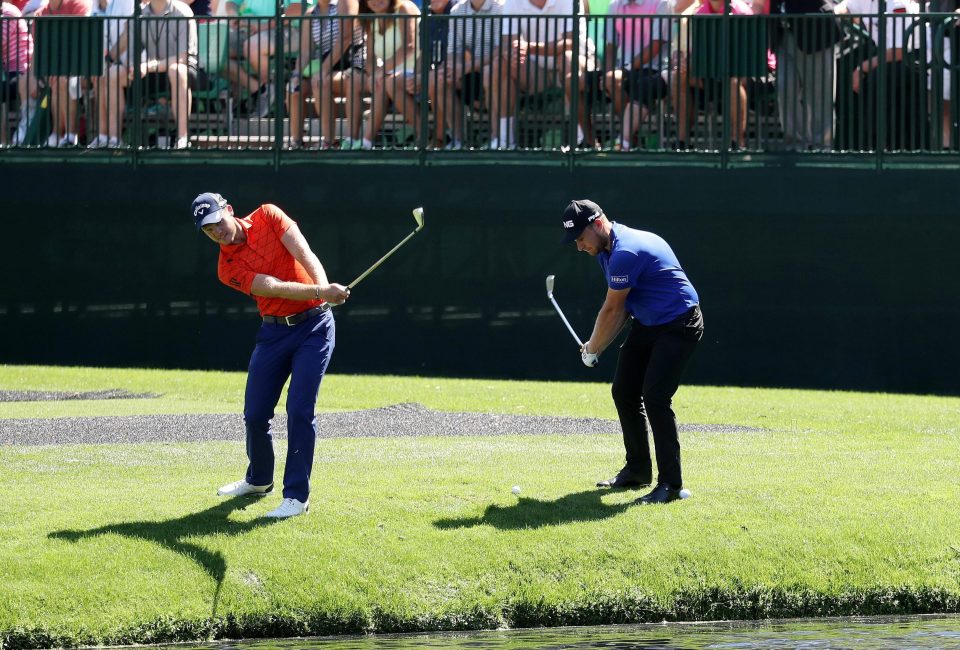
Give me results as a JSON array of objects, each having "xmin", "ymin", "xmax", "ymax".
[{"xmin": 217, "ymin": 204, "xmax": 324, "ymax": 317}]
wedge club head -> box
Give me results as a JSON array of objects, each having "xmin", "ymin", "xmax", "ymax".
[{"xmin": 413, "ymin": 207, "xmax": 424, "ymax": 232}]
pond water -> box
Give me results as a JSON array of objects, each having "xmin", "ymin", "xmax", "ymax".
[{"xmin": 192, "ymin": 615, "xmax": 960, "ymax": 649}]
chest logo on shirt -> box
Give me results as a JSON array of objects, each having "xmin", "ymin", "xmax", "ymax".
[{"xmin": 611, "ymin": 275, "xmax": 629, "ymax": 284}]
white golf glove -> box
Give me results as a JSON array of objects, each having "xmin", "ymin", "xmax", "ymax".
[{"xmin": 581, "ymin": 348, "xmax": 599, "ymax": 368}]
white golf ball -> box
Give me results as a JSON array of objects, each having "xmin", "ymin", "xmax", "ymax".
[
  {"xmin": 511, "ymin": 485, "xmax": 521, "ymax": 495},
  {"xmin": 678, "ymin": 488, "xmax": 692, "ymax": 500}
]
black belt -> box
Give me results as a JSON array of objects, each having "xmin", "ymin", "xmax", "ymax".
[{"xmin": 262, "ymin": 304, "xmax": 330, "ymax": 326}]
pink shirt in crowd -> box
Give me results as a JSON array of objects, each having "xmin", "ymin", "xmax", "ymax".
[
  {"xmin": 40, "ymin": 0, "xmax": 91, "ymax": 14},
  {"xmin": 1, "ymin": 2, "xmax": 33, "ymax": 73},
  {"xmin": 696, "ymin": 0, "xmax": 752, "ymax": 14},
  {"xmin": 606, "ymin": 0, "xmax": 671, "ymax": 69}
]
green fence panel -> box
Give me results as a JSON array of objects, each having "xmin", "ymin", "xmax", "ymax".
[
  {"xmin": 34, "ymin": 18, "xmax": 104, "ymax": 77},
  {"xmin": 690, "ymin": 17, "xmax": 768, "ymax": 79}
]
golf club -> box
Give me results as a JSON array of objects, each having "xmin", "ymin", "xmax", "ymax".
[
  {"xmin": 545, "ymin": 274, "xmax": 584, "ymax": 347},
  {"xmin": 348, "ymin": 207, "xmax": 425, "ymax": 290}
]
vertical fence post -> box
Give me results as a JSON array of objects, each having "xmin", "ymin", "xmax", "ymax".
[
  {"xmin": 274, "ymin": 0, "xmax": 284, "ymax": 169},
  {"xmin": 875, "ymin": 0, "xmax": 886, "ymax": 168},
  {"xmin": 570, "ymin": 0, "xmax": 581, "ymax": 168},
  {"xmin": 931, "ymin": 12, "xmax": 943, "ymax": 150},
  {"xmin": 420, "ymin": 10, "xmax": 431, "ymax": 156},
  {"xmin": 918, "ymin": 12, "xmax": 928, "ymax": 153},
  {"xmin": 720, "ymin": 0, "xmax": 730, "ymax": 167},
  {"xmin": 132, "ymin": 2, "xmax": 142, "ymax": 167}
]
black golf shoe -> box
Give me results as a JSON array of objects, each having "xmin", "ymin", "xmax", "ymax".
[
  {"xmin": 596, "ymin": 467, "xmax": 652, "ymax": 489},
  {"xmin": 636, "ymin": 482, "xmax": 682, "ymax": 505}
]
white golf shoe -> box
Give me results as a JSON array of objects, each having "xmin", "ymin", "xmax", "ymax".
[
  {"xmin": 217, "ymin": 479, "xmax": 273, "ymax": 497},
  {"xmin": 264, "ymin": 498, "xmax": 309, "ymax": 519}
]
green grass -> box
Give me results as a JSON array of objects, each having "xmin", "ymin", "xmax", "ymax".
[{"xmin": 1, "ymin": 365, "xmax": 959, "ymax": 647}]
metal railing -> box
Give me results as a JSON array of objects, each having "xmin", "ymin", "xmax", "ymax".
[{"xmin": 2, "ymin": 7, "xmax": 960, "ymax": 165}]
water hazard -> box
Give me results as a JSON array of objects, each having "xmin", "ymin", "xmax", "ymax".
[{"xmin": 192, "ymin": 615, "xmax": 960, "ymax": 649}]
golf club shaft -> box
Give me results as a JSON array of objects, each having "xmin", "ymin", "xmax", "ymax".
[
  {"xmin": 348, "ymin": 229, "xmax": 418, "ymax": 289},
  {"xmin": 548, "ymin": 295, "xmax": 584, "ymax": 347}
]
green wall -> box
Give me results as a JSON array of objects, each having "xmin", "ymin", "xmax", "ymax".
[{"xmin": 3, "ymin": 161, "xmax": 958, "ymax": 394}]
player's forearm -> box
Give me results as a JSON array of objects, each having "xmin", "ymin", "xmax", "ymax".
[
  {"xmin": 588, "ymin": 306, "xmax": 628, "ymax": 355},
  {"xmin": 250, "ymin": 275, "xmax": 325, "ymax": 301}
]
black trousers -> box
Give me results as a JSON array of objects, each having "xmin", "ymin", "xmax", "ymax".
[{"xmin": 611, "ymin": 305, "xmax": 704, "ymax": 488}]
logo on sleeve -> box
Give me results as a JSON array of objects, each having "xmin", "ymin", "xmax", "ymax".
[{"xmin": 611, "ymin": 275, "xmax": 629, "ymax": 284}]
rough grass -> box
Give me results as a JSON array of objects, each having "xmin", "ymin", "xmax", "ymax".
[{"xmin": 1, "ymin": 365, "xmax": 958, "ymax": 648}]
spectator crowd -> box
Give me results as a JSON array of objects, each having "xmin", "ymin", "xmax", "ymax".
[{"xmin": 1, "ymin": 0, "xmax": 958, "ymax": 150}]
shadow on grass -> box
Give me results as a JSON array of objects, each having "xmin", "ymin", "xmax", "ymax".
[
  {"xmin": 48, "ymin": 496, "xmax": 277, "ymax": 616},
  {"xmin": 433, "ymin": 489, "xmax": 633, "ymax": 530}
]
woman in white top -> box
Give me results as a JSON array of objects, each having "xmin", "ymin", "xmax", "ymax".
[{"xmin": 358, "ymin": 0, "xmax": 421, "ymax": 148}]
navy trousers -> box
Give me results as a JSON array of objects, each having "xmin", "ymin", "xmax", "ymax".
[{"xmin": 243, "ymin": 310, "xmax": 335, "ymax": 502}]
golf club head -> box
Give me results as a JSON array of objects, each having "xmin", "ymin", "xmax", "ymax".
[
  {"xmin": 545, "ymin": 274, "xmax": 555, "ymax": 297},
  {"xmin": 412, "ymin": 207, "xmax": 424, "ymax": 231}
]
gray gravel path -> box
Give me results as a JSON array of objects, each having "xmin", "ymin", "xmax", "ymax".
[
  {"xmin": 0, "ymin": 403, "xmax": 762, "ymax": 446},
  {"xmin": 0, "ymin": 389, "xmax": 159, "ymax": 402}
]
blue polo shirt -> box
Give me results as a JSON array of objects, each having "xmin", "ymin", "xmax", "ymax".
[{"xmin": 598, "ymin": 223, "xmax": 699, "ymax": 326}]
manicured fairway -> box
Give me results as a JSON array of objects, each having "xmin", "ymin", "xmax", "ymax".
[{"xmin": 1, "ymin": 365, "xmax": 958, "ymax": 648}]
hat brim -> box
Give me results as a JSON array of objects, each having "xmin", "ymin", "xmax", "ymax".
[
  {"xmin": 560, "ymin": 225, "xmax": 586, "ymax": 244},
  {"xmin": 197, "ymin": 210, "xmax": 224, "ymax": 230}
]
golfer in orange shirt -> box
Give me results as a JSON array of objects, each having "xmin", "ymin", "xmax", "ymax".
[{"xmin": 193, "ymin": 192, "xmax": 350, "ymax": 518}]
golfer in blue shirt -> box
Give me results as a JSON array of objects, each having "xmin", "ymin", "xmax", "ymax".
[{"xmin": 562, "ymin": 199, "xmax": 704, "ymax": 505}]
